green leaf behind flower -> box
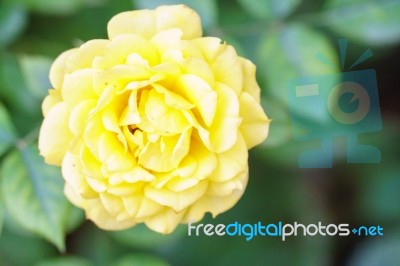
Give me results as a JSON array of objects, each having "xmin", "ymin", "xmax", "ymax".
[
  {"xmin": 18, "ymin": 55, "xmax": 53, "ymax": 100},
  {"xmin": 134, "ymin": 0, "xmax": 218, "ymax": 28},
  {"xmin": 324, "ymin": 0, "xmax": 400, "ymax": 46},
  {"xmin": 0, "ymin": 143, "xmax": 72, "ymax": 251},
  {"xmin": 0, "ymin": 52, "xmax": 42, "ymax": 135},
  {"xmin": 108, "ymin": 224, "xmax": 186, "ymax": 249},
  {"xmin": 112, "ymin": 254, "xmax": 170, "ymax": 266},
  {"xmin": 257, "ymin": 22, "xmax": 340, "ymax": 103},
  {"xmin": 34, "ymin": 256, "xmax": 93, "ymax": 266},
  {"xmin": 0, "ymin": 3, "xmax": 27, "ymax": 48},
  {"xmin": 237, "ymin": 0, "xmax": 301, "ymax": 20},
  {"xmin": 0, "ymin": 103, "xmax": 17, "ymax": 157},
  {"xmin": 0, "ymin": 226, "xmax": 58, "ymax": 265},
  {"xmin": 18, "ymin": 0, "xmax": 85, "ymax": 15}
]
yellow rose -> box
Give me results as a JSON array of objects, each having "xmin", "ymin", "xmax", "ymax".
[{"xmin": 38, "ymin": 5, "xmax": 270, "ymax": 234}]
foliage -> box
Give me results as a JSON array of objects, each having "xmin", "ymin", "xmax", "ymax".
[{"xmin": 0, "ymin": 0, "xmax": 399, "ymax": 265}]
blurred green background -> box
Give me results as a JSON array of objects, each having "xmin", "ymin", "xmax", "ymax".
[{"xmin": 0, "ymin": 0, "xmax": 400, "ymax": 265}]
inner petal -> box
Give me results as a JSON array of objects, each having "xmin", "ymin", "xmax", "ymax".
[
  {"xmin": 138, "ymin": 128, "xmax": 191, "ymax": 172},
  {"xmin": 144, "ymin": 89, "xmax": 189, "ymax": 135},
  {"xmin": 176, "ymin": 74, "xmax": 217, "ymax": 127}
]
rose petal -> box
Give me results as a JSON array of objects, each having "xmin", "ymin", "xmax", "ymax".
[
  {"xmin": 208, "ymin": 133, "xmax": 248, "ymax": 182},
  {"xmin": 145, "ymin": 208, "xmax": 186, "ymax": 234},
  {"xmin": 66, "ymin": 39, "xmax": 109, "ymax": 72},
  {"xmin": 207, "ymin": 82, "xmax": 242, "ymax": 153},
  {"xmin": 49, "ymin": 48, "xmax": 77, "ymax": 89},
  {"xmin": 69, "ymin": 100, "xmax": 96, "ymax": 135},
  {"xmin": 100, "ymin": 192, "xmax": 125, "ymax": 217},
  {"xmin": 108, "ymin": 9, "xmax": 156, "ymax": 40},
  {"xmin": 177, "ymin": 74, "xmax": 217, "ymax": 127},
  {"xmin": 211, "ymin": 44, "xmax": 243, "ymax": 95},
  {"xmin": 182, "ymin": 57, "xmax": 215, "ymax": 87},
  {"xmin": 62, "ymin": 69, "xmax": 97, "ymax": 106},
  {"xmin": 182, "ymin": 170, "xmax": 248, "ymax": 223},
  {"xmin": 97, "ymin": 34, "xmax": 158, "ymax": 68},
  {"xmin": 151, "ymin": 28, "xmax": 183, "ymax": 53},
  {"xmin": 138, "ymin": 128, "xmax": 191, "ymax": 172},
  {"xmin": 166, "ymin": 140, "xmax": 217, "ymax": 192},
  {"xmin": 193, "ymin": 37, "xmax": 223, "ymax": 62},
  {"xmin": 39, "ymin": 102, "xmax": 73, "ymax": 165},
  {"xmin": 98, "ymin": 132, "xmax": 135, "ymax": 172},
  {"xmin": 122, "ymin": 194, "xmax": 162, "ymax": 218},
  {"xmin": 240, "ymin": 57, "xmax": 261, "ymax": 102},
  {"xmin": 93, "ymin": 65, "xmax": 151, "ymax": 95},
  {"xmin": 155, "ymin": 5, "xmax": 201, "ymax": 39},
  {"xmin": 108, "ymin": 5, "xmax": 202, "ymax": 40},
  {"xmin": 85, "ymin": 198, "xmax": 137, "ymax": 230},
  {"xmin": 144, "ymin": 89, "xmax": 189, "ymax": 134},
  {"xmin": 239, "ymin": 92, "xmax": 270, "ymax": 149},
  {"xmin": 42, "ymin": 89, "xmax": 62, "ymax": 116},
  {"xmin": 62, "ymin": 152, "xmax": 97, "ymax": 198},
  {"xmin": 145, "ymin": 180, "xmax": 208, "ymax": 212}
]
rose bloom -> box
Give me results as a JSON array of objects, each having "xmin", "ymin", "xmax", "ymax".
[{"xmin": 39, "ymin": 5, "xmax": 270, "ymax": 233}]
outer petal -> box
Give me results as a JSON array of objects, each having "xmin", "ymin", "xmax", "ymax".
[
  {"xmin": 65, "ymin": 39, "xmax": 108, "ymax": 72},
  {"xmin": 145, "ymin": 208, "xmax": 186, "ymax": 234},
  {"xmin": 207, "ymin": 82, "xmax": 242, "ymax": 153},
  {"xmin": 62, "ymin": 69, "xmax": 97, "ymax": 106},
  {"xmin": 155, "ymin": 5, "xmax": 202, "ymax": 39},
  {"xmin": 49, "ymin": 49, "xmax": 77, "ymax": 89},
  {"xmin": 62, "ymin": 152, "xmax": 97, "ymax": 199},
  {"xmin": 97, "ymin": 34, "xmax": 158, "ymax": 68},
  {"xmin": 211, "ymin": 44, "xmax": 243, "ymax": 95},
  {"xmin": 239, "ymin": 92, "xmax": 270, "ymax": 149},
  {"xmin": 108, "ymin": 5, "xmax": 202, "ymax": 40},
  {"xmin": 39, "ymin": 102, "xmax": 73, "ymax": 165},
  {"xmin": 240, "ymin": 57, "xmax": 261, "ymax": 102},
  {"xmin": 42, "ymin": 89, "xmax": 62, "ymax": 116},
  {"xmin": 108, "ymin": 9, "xmax": 155, "ymax": 40},
  {"xmin": 145, "ymin": 180, "xmax": 208, "ymax": 212},
  {"xmin": 85, "ymin": 198, "xmax": 137, "ymax": 230},
  {"xmin": 122, "ymin": 194, "xmax": 162, "ymax": 219},
  {"xmin": 208, "ymin": 132, "xmax": 248, "ymax": 183},
  {"xmin": 193, "ymin": 37, "xmax": 223, "ymax": 63},
  {"xmin": 183, "ymin": 170, "xmax": 248, "ymax": 223}
]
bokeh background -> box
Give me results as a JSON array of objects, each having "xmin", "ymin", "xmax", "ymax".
[{"xmin": 0, "ymin": 0, "xmax": 400, "ymax": 265}]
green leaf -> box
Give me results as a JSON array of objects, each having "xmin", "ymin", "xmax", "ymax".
[
  {"xmin": 0, "ymin": 3, "xmax": 27, "ymax": 48},
  {"xmin": 0, "ymin": 52, "xmax": 42, "ymax": 135},
  {"xmin": 68, "ymin": 224, "xmax": 125, "ymax": 266},
  {"xmin": 259, "ymin": 98, "xmax": 291, "ymax": 146},
  {"xmin": 0, "ymin": 103, "xmax": 17, "ymax": 156},
  {"xmin": 237, "ymin": 0, "xmax": 301, "ymax": 20},
  {"xmin": 348, "ymin": 233, "xmax": 400, "ymax": 266},
  {"xmin": 35, "ymin": 256, "xmax": 93, "ymax": 266},
  {"xmin": 0, "ymin": 143, "xmax": 71, "ymax": 251},
  {"xmin": 65, "ymin": 205, "xmax": 85, "ymax": 233},
  {"xmin": 0, "ymin": 227, "xmax": 58, "ymax": 266},
  {"xmin": 324, "ymin": 0, "xmax": 400, "ymax": 46},
  {"xmin": 0, "ymin": 198, "xmax": 4, "ymax": 236},
  {"xmin": 112, "ymin": 254, "xmax": 169, "ymax": 266},
  {"xmin": 18, "ymin": 55, "xmax": 53, "ymax": 100},
  {"xmin": 0, "ymin": 52, "xmax": 35, "ymax": 111},
  {"xmin": 256, "ymin": 22, "xmax": 339, "ymax": 103},
  {"xmin": 108, "ymin": 224, "xmax": 186, "ymax": 249},
  {"xmin": 134, "ymin": 0, "xmax": 218, "ymax": 28},
  {"xmin": 22, "ymin": 0, "xmax": 85, "ymax": 15},
  {"xmin": 356, "ymin": 162, "xmax": 400, "ymax": 221}
]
